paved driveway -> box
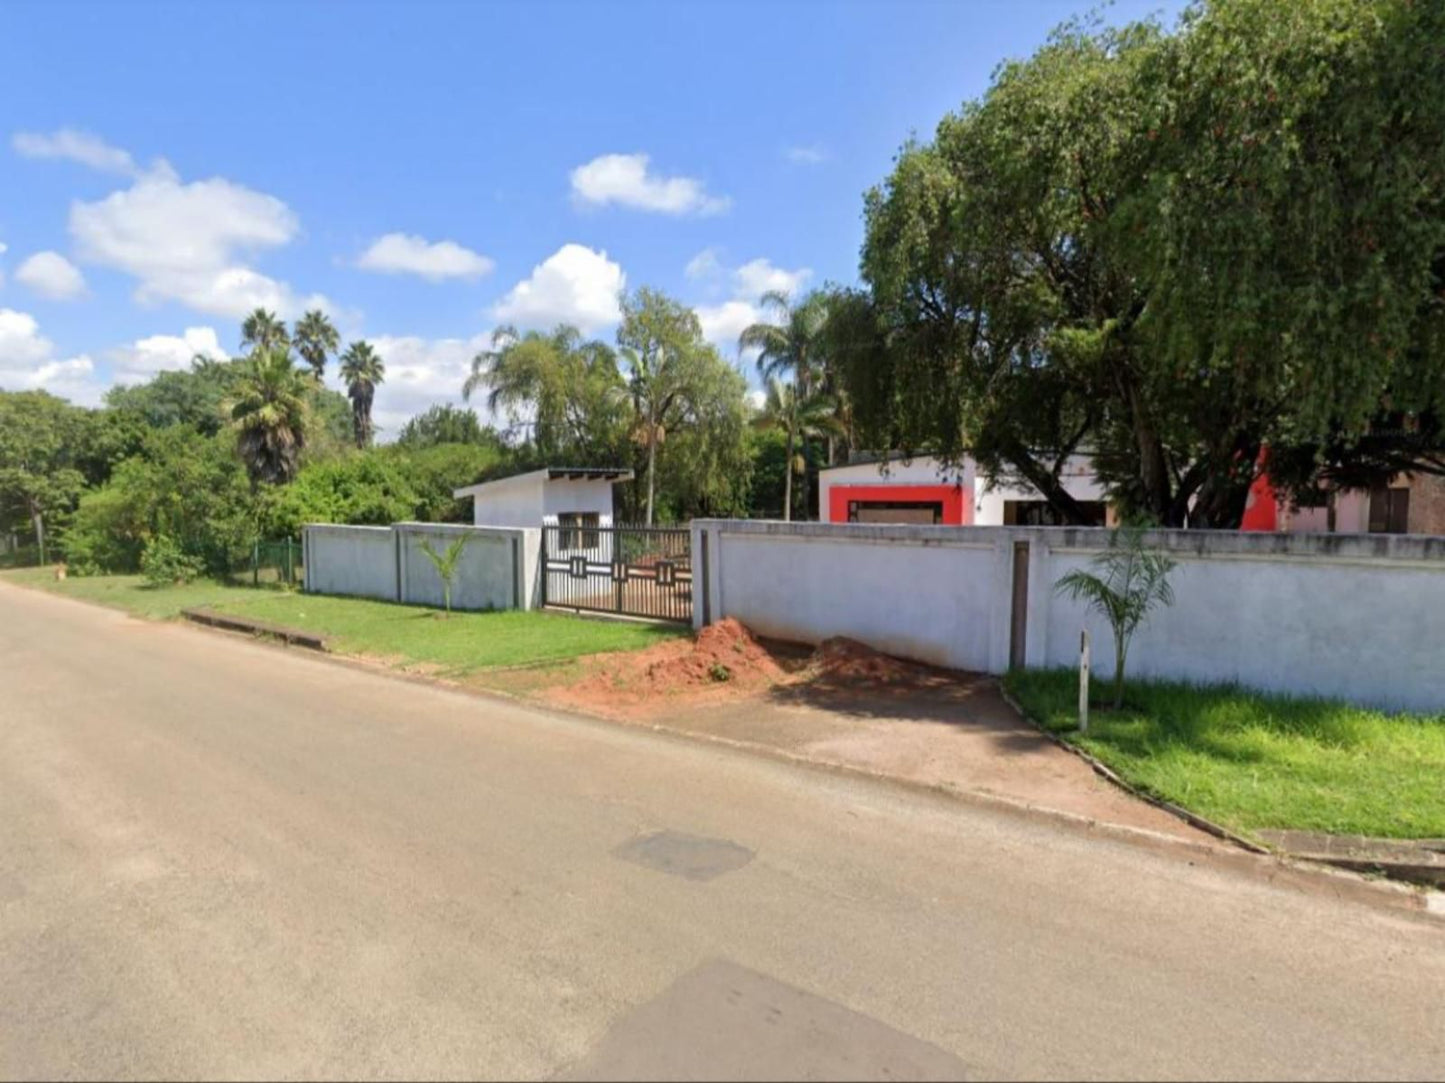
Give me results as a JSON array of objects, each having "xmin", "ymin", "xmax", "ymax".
[{"xmin": 2, "ymin": 580, "xmax": 1443, "ymax": 1080}]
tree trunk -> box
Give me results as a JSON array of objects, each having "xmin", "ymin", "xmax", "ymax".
[
  {"xmin": 1113, "ymin": 632, "xmax": 1128, "ymax": 709},
  {"xmin": 783, "ymin": 428, "xmax": 795, "ymax": 522},
  {"xmin": 645, "ymin": 423, "xmax": 657, "ymax": 526},
  {"xmin": 31, "ymin": 507, "xmax": 45, "ymax": 567}
]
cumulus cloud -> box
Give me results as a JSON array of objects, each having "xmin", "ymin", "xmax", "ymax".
[
  {"xmin": 570, "ymin": 153, "xmax": 730, "ymax": 216},
  {"xmin": 12, "ymin": 128, "xmax": 140, "ymax": 177},
  {"xmin": 784, "ymin": 144, "xmax": 828, "ymax": 165},
  {"xmin": 733, "ymin": 258, "xmax": 811, "ymax": 301},
  {"xmin": 490, "ymin": 243, "xmax": 625, "ymax": 333},
  {"xmin": 360, "ymin": 332, "xmax": 494, "ymax": 439},
  {"xmin": 691, "ymin": 257, "xmax": 812, "ymax": 357},
  {"xmin": 67, "ymin": 156, "xmax": 325, "ymax": 319},
  {"xmin": 0, "ymin": 307, "xmax": 103, "ymax": 404},
  {"xmin": 356, "ymin": 233, "xmax": 494, "ymax": 281},
  {"xmin": 110, "ymin": 326, "xmax": 228, "ymax": 383},
  {"xmin": 15, "ymin": 251, "xmax": 87, "ymax": 300}
]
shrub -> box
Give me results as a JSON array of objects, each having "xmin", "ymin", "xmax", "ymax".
[{"xmin": 141, "ymin": 535, "xmax": 204, "ymax": 587}]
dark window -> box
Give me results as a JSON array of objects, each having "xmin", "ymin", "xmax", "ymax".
[
  {"xmin": 1368, "ymin": 487, "xmax": 1410, "ymax": 534},
  {"xmin": 1003, "ymin": 500, "xmax": 1107, "ymax": 527},
  {"xmin": 557, "ymin": 511, "xmax": 601, "ymax": 550},
  {"xmin": 847, "ymin": 500, "xmax": 944, "ymax": 525}
]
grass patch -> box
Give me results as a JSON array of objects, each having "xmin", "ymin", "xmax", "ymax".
[
  {"xmin": 1005, "ymin": 668, "xmax": 1445, "ymax": 839},
  {"xmin": 0, "ymin": 567, "xmax": 264, "ymax": 620},
  {"xmin": 210, "ymin": 592, "xmax": 682, "ymax": 673},
  {"xmin": 4, "ymin": 568, "xmax": 684, "ymax": 674}
]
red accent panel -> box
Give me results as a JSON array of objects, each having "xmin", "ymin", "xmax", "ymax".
[{"xmin": 827, "ymin": 483, "xmax": 970, "ymax": 525}]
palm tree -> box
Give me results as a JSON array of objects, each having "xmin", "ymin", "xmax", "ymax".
[
  {"xmin": 293, "ymin": 310, "xmax": 339, "ymax": 380},
  {"xmin": 740, "ymin": 289, "xmax": 849, "ymax": 466},
  {"xmin": 738, "ymin": 290, "xmax": 831, "ymax": 396},
  {"xmin": 228, "ymin": 347, "xmax": 312, "ymax": 486},
  {"xmin": 754, "ymin": 376, "xmax": 841, "ymax": 521},
  {"xmin": 240, "ymin": 309, "xmax": 290, "ymax": 356},
  {"xmin": 339, "ymin": 340, "xmax": 386, "ymax": 448}
]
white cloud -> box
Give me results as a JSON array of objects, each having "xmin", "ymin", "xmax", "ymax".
[
  {"xmin": 68, "ymin": 157, "xmax": 321, "ymax": 319},
  {"xmin": 110, "ymin": 326, "xmax": 227, "ymax": 383},
  {"xmin": 15, "ymin": 251, "xmax": 87, "ymax": 300},
  {"xmin": 570, "ymin": 153, "xmax": 730, "ymax": 216},
  {"xmin": 746, "ymin": 387, "xmax": 767, "ymax": 410},
  {"xmin": 0, "ymin": 308, "xmax": 104, "ymax": 404},
  {"xmin": 691, "ymin": 257, "xmax": 811, "ymax": 357},
  {"xmin": 784, "ymin": 144, "xmax": 828, "ymax": 165},
  {"xmin": 359, "ymin": 332, "xmax": 494, "ymax": 438},
  {"xmin": 357, "ymin": 232, "xmax": 494, "ymax": 281},
  {"xmin": 733, "ymin": 258, "xmax": 811, "ymax": 301},
  {"xmin": 684, "ymin": 247, "xmax": 723, "ymax": 281},
  {"xmin": 12, "ymin": 128, "xmax": 140, "ymax": 177},
  {"xmin": 490, "ymin": 243, "xmax": 625, "ymax": 333}
]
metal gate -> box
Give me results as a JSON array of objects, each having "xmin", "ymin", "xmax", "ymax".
[{"xmin": 541, "ymin": 524, "xmax": 692, "ymax": 623}]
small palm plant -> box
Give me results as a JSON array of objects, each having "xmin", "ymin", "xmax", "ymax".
[
  {"xmin": 418, "ymin": 535, "xmax": 468, "ymax": 616},
  {"xmin": 1055, "ymin": 525, "xmax": 1177, "ymax": 709}
]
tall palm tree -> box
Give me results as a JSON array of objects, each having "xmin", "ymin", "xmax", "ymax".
[
  {"xmin": 738, "ymin": 290, "xmax": 831, "ymax": 395},
  {"xmin": 754, "ymin": 376, "xmax": 841, "ymax": 521},
  {"xmin": 740, "ymin": 289, "xmax": 849, "ymax": 466},
  {"xmin": 228, "ymin": 347, "xmax": 311, "ymax": 486},
  {"xmin": 339, "ymin": 340, "xmax": 386, "ymax": 448},
  {"xmin": 240, "ymin": 309, "xmax": 290, "ymax": 356},
  {"xmin": 293, "ymin": 309, "xmax": 339, "ymax": 380}
]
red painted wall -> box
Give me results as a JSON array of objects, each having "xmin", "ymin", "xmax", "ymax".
[{"xmin": 827, "ymin": 483, "xmax": 970, "ymax": 525}]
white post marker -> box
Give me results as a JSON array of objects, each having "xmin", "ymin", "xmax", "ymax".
[{"xmin": 1078, "ymin": 629, "xmax": 1091, "ymax": 733}]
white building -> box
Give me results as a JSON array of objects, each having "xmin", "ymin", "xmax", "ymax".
[
  {"xmin": 452, "ymin": 467, "xmax": 632, "ymax": 553},
  {"xmin": 818, "ymin": 454, "xmax": 1109, "ymax": 526}
]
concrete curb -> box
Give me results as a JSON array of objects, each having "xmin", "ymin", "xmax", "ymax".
[
  {"xmin": 181, "ymin": 607, "xmax": 329, "ymax": 652},
  {"xmin": 996, "ymin": 685, "xmax": 1269, "ymax": 854}
]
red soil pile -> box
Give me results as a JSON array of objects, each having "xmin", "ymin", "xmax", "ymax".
[{"xmin": 810, "ymin": 636, "xmax": 924, "ymax": 683}]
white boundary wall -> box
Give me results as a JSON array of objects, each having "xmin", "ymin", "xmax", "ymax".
[
  {"xmin": 692, "ymin": 520, "xmax": 1445, "ymax": 712},
  {"xmin": 303, "ymin": 522, "xmax": 541, "ymax": 611}
]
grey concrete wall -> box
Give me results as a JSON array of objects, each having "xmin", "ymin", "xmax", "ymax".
[
  {"xmin": 303, "ymin": 525, "xmax": 398, "ymax": 601},
  {"xmin": 695, "ymin": 520, "xmax": 1445, "ymax": 712},
  {"xmin": 304, "ymin": 522, "xmax": 541, "ymax": 611}
]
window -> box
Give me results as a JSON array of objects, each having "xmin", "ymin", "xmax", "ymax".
[
  {"xmin": 847, "ymin": 500, "xmax": 944, "ymax": 525},
  {"xmin": 1368, "ymin": 487, "xmax": 1410, "ymax": 534},
  {"xmin": 1003, "ymin": 500, "xmax": 1107, "ymax": 526},
  {"xmin": 557, "ymin": 512, "xmax": 601, "ymax": 550}
]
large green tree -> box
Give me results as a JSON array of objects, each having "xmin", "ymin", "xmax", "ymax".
[
  {"xmin": 753, "ymin": 377, "xmax": 840, "ymax": 521},
  {"xmin": 396, "ymin": 404, "xmax": 499, "ymax": 450},
  {"xmin": 339, "ymin": 340, "xmax": 386, "ymax": 448},
  {"xmin": 240, "ymin": 308, "xmax": 290, "ymax": 356},
  {"xmin": 0, "ymin": 391, "xmax": 89, "ymax": 563},
  {"xmin": 849, "ymin": 0, "xmax": 1445, "ymax": 527},
  {"xmin": 463, "ymin": 324, "xmax": 626, "ymax": 463}
]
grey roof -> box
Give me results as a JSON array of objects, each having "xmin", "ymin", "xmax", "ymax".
[{"xmin": 545, "ymin": 467, "xmax": 634, "ymax": 481}]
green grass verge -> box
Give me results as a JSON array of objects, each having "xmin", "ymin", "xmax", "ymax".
[
  {"xmin": 1004, "ymin": 668, "xmax": 1445, "ymax": 840},
  {"xmin": 210, "ymin": 591, "xmax": 681, "ymax": 673},
  {"xmin": 1, "ymin": 568, "xmax": 682, "ymax": 674},
  {"xmin": 0, "ymin": 568, "xmax": 260, "ymax": 620}
]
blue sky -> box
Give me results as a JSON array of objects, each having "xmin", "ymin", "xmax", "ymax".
[{"xmin": 1, "ymin": 0, "xmax": 1181, "ymax": 434}]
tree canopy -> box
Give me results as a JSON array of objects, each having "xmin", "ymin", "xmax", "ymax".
[{"xmin": 848, "ymin": 0, "xmax": 1445, "ymax": 527}]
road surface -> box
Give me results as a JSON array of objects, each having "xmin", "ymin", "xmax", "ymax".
[{"xmin": 2, "ymin": 580, "xmax": 1442, "ymax": 1080}]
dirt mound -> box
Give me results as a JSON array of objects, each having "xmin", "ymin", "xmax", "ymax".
[
  {"xmin": 811, "ymin": 636, "xmax": 925, "ymax": 683},
  {"xmin": 552, "ymin": 618, "xmax": 785, "ymax": 715}
]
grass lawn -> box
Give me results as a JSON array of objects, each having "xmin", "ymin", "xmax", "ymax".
[
  {"xmin": 0, "ymin": 567, "xmax": 257, "ymax": 620},
  {"xmin": 211, "ymin": 591, "xmax": 682, "ymax": 673},
  {"xmin": 1005, "ymin": 669, "xmax": 1445, "ymax": 840},
  {"xmin": 1, "ymin": 567, "xmax": 682, "ymax": 674}
]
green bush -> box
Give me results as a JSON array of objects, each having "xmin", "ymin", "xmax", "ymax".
[{"xmin": 141, "ymin": 535, "xmax": 204, "ymax": 586}]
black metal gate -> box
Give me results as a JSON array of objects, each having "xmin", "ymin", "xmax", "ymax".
[{"xmin": 541, "ymin": 524, "xmax": 692, "ymax": 623}]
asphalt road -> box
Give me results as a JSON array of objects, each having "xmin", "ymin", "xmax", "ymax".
[{"xmin": 2, "ymin": 580, "xmax": 1443, "ymax": 1081}]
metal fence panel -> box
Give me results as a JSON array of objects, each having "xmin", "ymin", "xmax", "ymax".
[{"xmin": 541, "ymin": 524, "xmax": 692, "ymax": 623}]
